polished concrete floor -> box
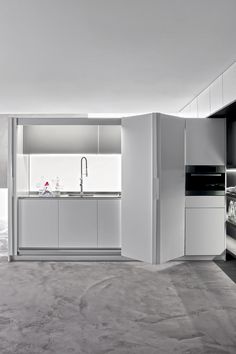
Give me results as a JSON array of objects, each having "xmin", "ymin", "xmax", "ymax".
[{"xmin": 0, "ymin": 260, "xmax": 236, "ymax": 354}]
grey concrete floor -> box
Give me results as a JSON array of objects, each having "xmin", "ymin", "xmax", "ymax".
[{"xmin": 0, "ymin": 260, "xmax": 236, "ymax": 354}]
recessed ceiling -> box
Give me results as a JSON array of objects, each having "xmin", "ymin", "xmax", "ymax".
[{"xmin": 0, "ymin": 0, "xmax": 236, "ymax": 115}]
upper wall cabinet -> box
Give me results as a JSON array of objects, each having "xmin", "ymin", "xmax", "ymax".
[
  {"xmin": 23, "ymin": 125, "xmax": 121, "ymax": 154},
  {"xmin": 23, "ymin": 125, "xmax": 98, "ymax": 154},
  {"xmin": 189, "ymin": 98, "xmax": 198, "ymax": 118},
  {"xmin": 181, "ymin": 104, "xmax": 191, "ymax": 117},
  {"xmin": 186, "ymin": 118, "xmax": 226, "ymax": 165},
  {"xmin": 99, "ymin": 126, "xmax": 121, "ymax": 153},
  {"xmin": 197, "ymin": 88, "xmax": 210, "ymax": 118},
  {"xmin": 180, "ymin": 62, "xmax": 236, "ymax": 117},
  {"xmin": 210, "ymin": 75, "xmax": 223, "ymax": 114},
  {"xmin": 223, "ymin": 62, "xmax": 236, "ymax": 107},
  {"xmin": 181, "ymin": 98, "xmax": 198, "ymax": 118}
]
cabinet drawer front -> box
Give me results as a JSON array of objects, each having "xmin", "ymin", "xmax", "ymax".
[{"xmin": 186, "ymin": 196, "xmax": 225, "ymax": 208}]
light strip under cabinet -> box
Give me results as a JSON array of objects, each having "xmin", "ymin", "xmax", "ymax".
[{"xmin": 226, "ymin": 169, "xmax": 236, "ymax": 173}]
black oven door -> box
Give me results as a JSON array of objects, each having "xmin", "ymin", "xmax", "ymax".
[{"xmin": 186, "ymin": 166, "xmax": 225, "ymax": 196}]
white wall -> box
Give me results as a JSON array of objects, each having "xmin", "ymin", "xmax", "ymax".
[
  {"xmin": 0, "ymin": 117, "xmax": 8, "ymax": 188},
  {"xmin": 29, "ymin": 154, "xmax": 121, "ymax": 192},
  {"xmin": 0, "ymin": 188, "xmax": 8, "ymax": 233}
]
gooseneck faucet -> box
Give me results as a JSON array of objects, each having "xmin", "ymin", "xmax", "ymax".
[{"xmin": 80, "ymin": 157, "xmax": 88, "ymax": 194}]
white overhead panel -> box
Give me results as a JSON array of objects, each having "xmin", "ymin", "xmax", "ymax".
[{"xmin": 0, "ymin": 0, "xmax": 235, "ymax": 113}]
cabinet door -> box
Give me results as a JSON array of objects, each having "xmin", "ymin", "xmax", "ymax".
[
  {"xmin": 197, "ymin": 88, "xmax": 210, "ymax": 118},
  {"xmin": 59, "ymin": 200, "xmax": 97, "ymax": 247},
  {"xmin": 181, "ymin": 104, "xmax": 191, "ymax": 118},
  {"xmin": 19, "ymin": 200, "xmax": 59, "ymax": 248},
  {"xmin": 223, "ymin": 62, "xmax": 236, "ymax": 107},
  {"xmin": 186, "ymin": 208, "xmax": 225, "ymax": 255},
  {"xmin": 189, "ymin": 99, "xmax": 198, "ymax": 118},
  {"xmin": 186, "ymin": 118, "xmax": 225, "ymax": 165},
  {"xmin": 210, "ymin": 75, "xmax": 223, "ymax": 114},
  {"xmin": 23, "ymin": 125, "xmax": 98, "ymax": 154},
  {"xmin": 99, "ymin": 126, "xmax": 121, "ymax": 153},
  {"xmin": 159, "ymin": 114, "xmax": 185, "ymax": 263},
  {"xmin": 121, "ymin": 114, "xmax": 155, "ymax": 263},
  {"xmin": 98, "ymin": 200, "xmax": 121, "ymax": 248}
]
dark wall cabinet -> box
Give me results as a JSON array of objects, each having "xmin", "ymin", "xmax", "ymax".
[{"xmin": 227, "ymin": 118, "xmax": 236, "ymax": 168}]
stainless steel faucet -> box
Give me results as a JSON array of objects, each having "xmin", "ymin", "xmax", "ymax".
[{"xmin": 80, "ymin": 157, "xmax": 88, "ymax": 194}]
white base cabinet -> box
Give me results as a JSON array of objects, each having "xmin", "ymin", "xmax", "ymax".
[
  {"xmin": 19, "ymin": 199, "xmax": 58, "ymax": 248},
  {"xmin": 186, "ymin": 208, "xmax": 225, "ymax": 255},
  {"xmin": 18, "ymin": 199, "xmax": 121, "ymax": 249},
  {"xmin": 98, "ymin": 200, "xmax": 121, "ymax": 248},
  {"xmin": 59, "ymin": 200, "xmax": 97, "ymax": 248}
]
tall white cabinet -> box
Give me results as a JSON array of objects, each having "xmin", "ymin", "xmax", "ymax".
[
  {"xmin": 185, "ymin": 119, "xmax": 226, "ymax": 259},
  {"xmin": 121, "ymin": 113, "xmax": 185, "ymax": 263}
]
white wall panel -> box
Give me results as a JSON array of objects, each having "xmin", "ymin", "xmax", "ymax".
[
  {"xmin": 29, "ymin": 154, "xmax": 121, "ymax": 192},
  {"xmin": 197, "ymin": 88, "xmax": 210, "ymax": 118},
  {"xmin": 0, "ymin": 117, "xmax": 8, "ymax": 188},
  {"xmin": 210, "ymin": 75, "xmax": 223, "ymax": 114},
  {"xmin": 189, "ymin": 98, "xmax": 198, "ymax": 118},
  {"xmin": 223, "ymin": 62, "xmax": 236, "ymax": 106}
]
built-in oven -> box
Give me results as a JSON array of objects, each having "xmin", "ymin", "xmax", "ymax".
[{"xmin": 185, "ymin": 165, "xmax": 225, "ymax": 196}]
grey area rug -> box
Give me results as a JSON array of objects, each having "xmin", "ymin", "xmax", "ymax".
[{"xmin": 0, "ymin": 260, "xmax": 235, "ymax": 354}]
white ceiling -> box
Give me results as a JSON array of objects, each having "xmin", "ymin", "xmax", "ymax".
[{"xmin": 0, "ymin": 0, "xmax": 236, "ymax": 115}]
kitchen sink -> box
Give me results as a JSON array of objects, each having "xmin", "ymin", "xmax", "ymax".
[{"xmin": 64, "ymin": 192, "xmax": 120, "ymax": 198}]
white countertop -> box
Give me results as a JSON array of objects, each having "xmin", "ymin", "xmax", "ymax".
[{"xmin": 17, "ymin": 192, "xmax": 121, "ymax": 200}]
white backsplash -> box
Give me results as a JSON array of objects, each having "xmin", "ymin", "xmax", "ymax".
[{"xmin": 29, "ymin": 154, "xmax": 121, "ymax": 192}]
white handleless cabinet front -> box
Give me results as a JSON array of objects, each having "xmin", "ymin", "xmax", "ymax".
[
  {"xmin": 186, "ymin": 118, "xmax": 225, "ymax": 165},
  {"xmin": 223, "ymin": 62, "xmax": 236, "ymax": 107},
  {"xmin": 185, "ymin": 207, "xmax": 225, "ymax": 255},
  {"xmin": 98, "ymin": 200, "xmax": 121, "ymax": 248},
  {"xmin": 19, "ymin": 199, "xmax": 59, "ymax": 248},
  {"xmin": 59, "ymin": 200, "xmax": 97, "ymax": 248}
]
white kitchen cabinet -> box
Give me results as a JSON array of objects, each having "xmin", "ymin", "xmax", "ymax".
[
  {"xmin": 189, "ymin": 99, "xmax": 198, "ymax": 118},
  {"xmin": 185, "ymin": 207, "xmax": 225, "ymax": 255},
  {"xmin": 181, "ymin": 104, "xmax": 191, "ymax": 118},
  {"xmin": 186, "ymin": 118, "xmax": 226, "ymax": 165},
  {"xmin": 23, "ymin": 125, "xmax": 98, "ymax": 154},
  {"xmin": 59, "ymin": 200, "xmax": 97, "ymax": 248},
  {"xmin": 210, "ymin": 75, "xmax": 223, "ymax": 114},
  {"xmin": 122, "ymin": 113, "xmax": 185, "ymax": 263},
  {"xmin": 18, "ymin": 199, "xmax": 59, "ymax": 248},
  {"xmin": 223, "ymin": 62, "xmax": 236, "ymax": 107},
  {"xmin": 99, "ymin": 126, "xmax": 121, "ymax": 153},
  {"xmin": 186, "ymin": 196, "xmax": 225, "ymax": 208},
  {"xmin": 98, "ymin": 200, "xmax": 121, "ymax": 248},
  {"xmin": 197, "ymin": 88, "xmax": 210, "ymax": 118}
]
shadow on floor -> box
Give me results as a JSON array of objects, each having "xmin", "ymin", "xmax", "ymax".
[{"xmin": 215, "ymin": 252, "xmax": 236, "ymax": 283}]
